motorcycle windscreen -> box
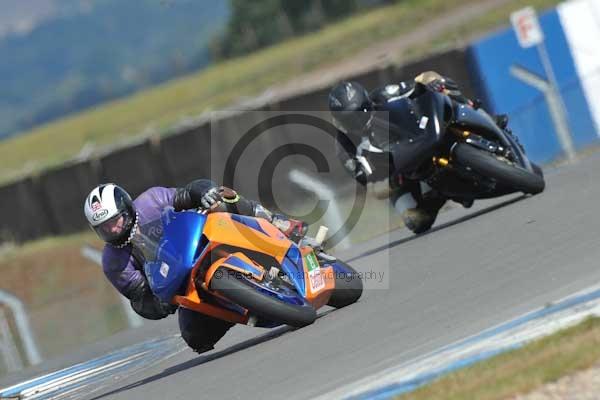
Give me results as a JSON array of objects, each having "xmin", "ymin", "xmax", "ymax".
[
  {"xmin": 381, "ymin": 93, "xmax": 446, "ymax": 174},
  {"xmin": 140, "ymin": 208, "xmax": 207, "ymax": 303}
]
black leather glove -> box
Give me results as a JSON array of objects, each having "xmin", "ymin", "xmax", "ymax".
[
  {"xmin": 426, "ymin": 79, "xmax": 446, "ymax": 93},
  {"xmin": 200, "ymin": 187, "xmax": 222, "ymax": 209},
  {"xmin": 355, "ymin": 165, "xmax": 368, "ymax": 186},
  {"xmin": 174, "ymin": 179, "xmax": 218, "ymax": 211},
  {"xmin": 174, "ymin": 179, "xmax": 244, "ymax": 211},
  {"xmin": 344, "ymin": 157, "xmax": 368, "ymax": 186},
  {"xmin": 128, "ymin": 279, "xmax": 177, "ymax": 320}
]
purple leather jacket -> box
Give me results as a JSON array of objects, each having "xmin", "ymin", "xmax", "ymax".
[{"xmin": 101, "ymin": 187, "xmax": 175, "ymax": 297}]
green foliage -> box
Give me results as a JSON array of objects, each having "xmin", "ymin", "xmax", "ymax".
[{"xmin": 212, "ymin": 0, "xmax": 370, "ymax": 59}]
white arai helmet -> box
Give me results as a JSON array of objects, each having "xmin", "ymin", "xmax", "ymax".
[{"xmin": 83, "ymin": 183, "xmax": 138, "ymax": 247}]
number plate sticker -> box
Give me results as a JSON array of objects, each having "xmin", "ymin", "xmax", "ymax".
[{"xmin": 303, "ymin": 252, "xmax": 325, "ymax": 292}]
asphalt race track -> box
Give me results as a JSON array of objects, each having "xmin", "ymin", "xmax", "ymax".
[{"xmin": 3, "ymin": 151, "xmax": 600, "ymax": 399}]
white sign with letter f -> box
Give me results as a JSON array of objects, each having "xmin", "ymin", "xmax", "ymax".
[{"xmin": 511, "ymin": 6, "xmax": 544, "ymax": 48}]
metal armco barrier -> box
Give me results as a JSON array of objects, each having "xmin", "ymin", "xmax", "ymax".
[
  {"xmin": 0, "ymin": 291, "xmax": 42, "ymax": 366},
  {"xmin": 0, "ymin": 308, "xmax": 23, "ymax": 373}
]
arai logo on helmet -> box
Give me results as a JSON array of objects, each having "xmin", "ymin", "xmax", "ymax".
[{"xmin": 92, "ymin": 209, "xmax": 109, "ymax": 221}]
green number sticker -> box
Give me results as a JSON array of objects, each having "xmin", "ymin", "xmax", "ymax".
[{"xmin": 303, "ymin": 251, "xmax": 320, "ymax": 273}]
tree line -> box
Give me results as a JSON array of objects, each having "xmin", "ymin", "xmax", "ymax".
[{"xmin": 212, "ymin": 0, "xmax": 396, "ymax": 59}]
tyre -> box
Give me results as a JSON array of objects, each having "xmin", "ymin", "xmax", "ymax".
[
  {"xmin": 453, "ymin": 143, "xmax": 545, "ymax": 194},
  {"xmin": 327, "ymin": 260, "xmax": 363, "ymax": 308},
  {"xmin": 531, "ymin": 162, "xmax": 544, "ymax": 179},
  {"xmin": 210, "ymin": 267, "xmax": 317, "ymax": 327}
]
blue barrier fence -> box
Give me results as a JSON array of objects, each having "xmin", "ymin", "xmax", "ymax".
[{"xmin": 467, "ymin": 4, "xmax": 600, "ymax": 163}]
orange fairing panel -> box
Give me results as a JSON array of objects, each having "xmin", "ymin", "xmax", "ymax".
[
  {"xmin": 303, "ymin": 265, "xmax": 334, "ymax": 309},
  {"xmin": 174, "ymin": 293, "xmax": 248, "ymax": 324},
  {"xmin": 203, "ymin": 213, "xmax": 291, "ymax": 263},
  {"xmin": 173, "ymin": 269, "xmax": 248, "ymax": 324},
  {"xmin": 300, "ymin": 247, "xmax": 335, "ymax": 309},
  {"xmin": 172, "ymin": 251, "xmax": 250, "ymax": 324}
]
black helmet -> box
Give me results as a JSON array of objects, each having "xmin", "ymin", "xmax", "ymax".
[
  {"xmin": 328, "ymin": 81, "xmax": 374, "ymax": 133},
  {"xmin": 84, "ymin": 183, "xmax": 138, "ymax": 247}
]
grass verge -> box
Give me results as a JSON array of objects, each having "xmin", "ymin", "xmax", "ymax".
[{"xmin": 401, "ymin": 317, "xmax": 600, "ymax": 400}]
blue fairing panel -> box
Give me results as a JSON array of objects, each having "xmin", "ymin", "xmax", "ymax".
[
  {"xmin": 146, "ymin": 209, "xmax": 206, "ymax": 302},
  {"xmin": 282, "ymin": 245, "xmax": 306, "ymax": 297},
  {"xmin": 221, "ymin": 254, "xmax": 263, "ymax": 277}
]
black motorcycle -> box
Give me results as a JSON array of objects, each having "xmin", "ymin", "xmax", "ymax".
[{"xmin": 360, "ymin": 90, "xmax": 545, "ymax": 205}]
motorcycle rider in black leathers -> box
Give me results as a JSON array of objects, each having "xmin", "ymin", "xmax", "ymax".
[{"xmin": 328, "ymin": 71, "xmax": 509, "ymax": 233}]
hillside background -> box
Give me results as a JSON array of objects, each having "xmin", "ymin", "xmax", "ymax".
[{"xmin": 0, "ymin": 0, "xmax": 229, "ymax": 139}]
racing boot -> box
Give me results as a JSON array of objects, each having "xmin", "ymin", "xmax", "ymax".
[
  {"xmin": 461, "ymin": 198, "xmax": 474, "ymax": 209},
  {"xmin": 271, "ymin": 214, "xmax": 308, "ymax": 243},
  {"xmin": 401, "ymin": 195, "xmax": 446, "ymax": 234},
  {"xmin": 402, "ymin": 208, "xmax": 437, "ymax": 234}
]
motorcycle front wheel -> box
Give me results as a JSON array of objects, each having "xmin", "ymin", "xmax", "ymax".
[
  {"xmin": 210, "ymin": 267, "xmax": 317, "ymax": 328},
  {"xmin": 327, "ymin": 260, "xmax": 363, "ymax": 309},
  {"xmin": 453, "ymin": 143, "xmax": 545, "ymax": 195}
]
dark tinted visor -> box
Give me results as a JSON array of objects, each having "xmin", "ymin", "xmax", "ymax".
[{"xmin": 93, "ymin": 211, "xmax": 133, "ymax": 243}]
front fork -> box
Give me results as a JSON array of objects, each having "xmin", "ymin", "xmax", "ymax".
[{"xmin": 432, "ymin": 130, "xmax": 512, "ymax": 169}]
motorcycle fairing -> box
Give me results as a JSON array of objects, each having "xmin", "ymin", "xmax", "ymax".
[
  {"xmin": 219, "ymin": 252, "xmax": 265, "ymax": 280},
  {"xmin": 230, "ymin": 214, "xmax": 268, "ymax": 236},
  {"xmin": 144, "ymin": 209, "xmax": 206, "ymax": 303},
  {"xmin": 453, "ymin": 103, "xmax": 533, "ymax": 171},
  {"xmin": 382, "ymin": 91, "xmax": 451, "ymax": 175},
  {"xmin": 282, "ymin": 245, "xmax": 307, "ymax": 297},
  {"xmin": 143, "ymin": 210, "xmax": 336, "ymax": 324}
]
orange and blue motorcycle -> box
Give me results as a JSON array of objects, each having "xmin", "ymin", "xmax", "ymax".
[{"xmin": 138, "ymin": 207, "xmax": 363, "ymax": 328}]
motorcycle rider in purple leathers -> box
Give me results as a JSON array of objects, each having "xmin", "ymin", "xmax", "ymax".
[{"xmin": 84, "ymin": 179, "xmax": 307, "ymax": 353}]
